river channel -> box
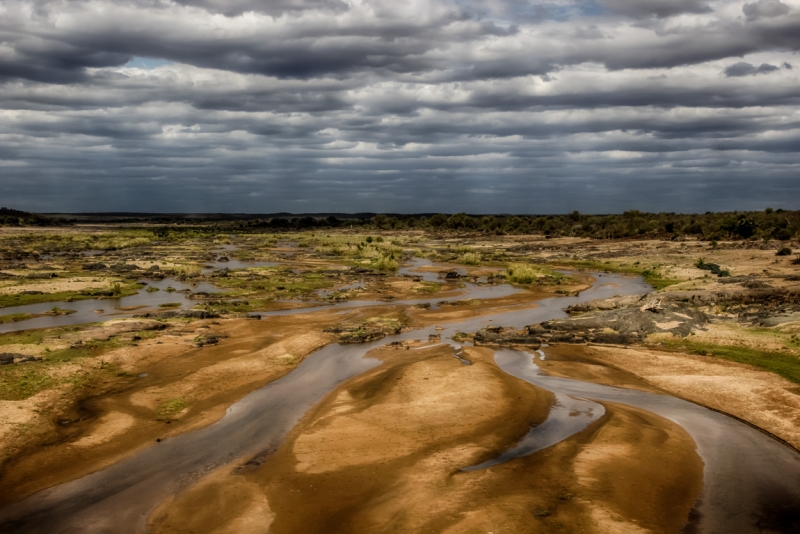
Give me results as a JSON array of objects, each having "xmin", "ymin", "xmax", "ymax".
[{"xmin": 0, "ymin": 262, "xmax": 798, "ymax": 533}]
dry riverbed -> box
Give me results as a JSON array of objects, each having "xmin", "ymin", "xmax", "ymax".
[{"xmin": 0, "ymin": 226, "xmax": 798, "ymax": 532}]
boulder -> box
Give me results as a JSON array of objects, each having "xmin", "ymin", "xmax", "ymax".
[{"xmin": 0, "ymin": 353, "xmax": 20, "ymax": 365}]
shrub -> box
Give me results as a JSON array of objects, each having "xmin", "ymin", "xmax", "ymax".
[
  {"xmin": 506, "ymin": 263, "xmax": 546, "ymax": 284},
  {"xmin": 374, "ymin": 254, "xmax": 399, "ymax": 271},
  {"xmin": 174, "ymin": 264, "xmax": 201, "ymax": 276},
  {"xmin": 694, "ymin": 258, "xmax": 730, "ymax": 277},
  {"xmin": 776, "ymin": 247, "xmax": 792, "ymax": 256},
  {"xmin": 459, "ymin": 252, "xmax": 481, "ymax": 265},
  {"xmin": 156, "ymin": 398, "xmax": 187, "ymax": 421}
]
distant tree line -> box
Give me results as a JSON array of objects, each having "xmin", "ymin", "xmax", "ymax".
[
  {"xmin": 0, "ymin": 207, "xmax": 58, "ymax": 227},
  {"xmin": 233, "ymin": 209, "xmax": 800, "ymax": 241},
  {"xmin": 3, "ymin": 207, "xmax": 800, "ymax": 241}
]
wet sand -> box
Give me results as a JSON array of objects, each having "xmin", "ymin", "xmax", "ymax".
[{"xmin": 149, "ymin": 344, "xmax": 702, "ymax": 534}]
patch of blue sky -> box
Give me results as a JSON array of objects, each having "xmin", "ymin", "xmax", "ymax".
[
  {"xmin": 454, "ymin": 0, "xmax": 607, "ymax": 23},
  {"xmin": 125, "ymin": 57, "xmax": 174, "ymax": 69}
]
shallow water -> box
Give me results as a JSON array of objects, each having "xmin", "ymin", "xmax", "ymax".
[
  {"xmin": 0, "ymin": 278, "xmax": 223, "ymax": 334},
  {"xmin": 490, "ymin": 348, "xmax": 800, "ymax": 533}
]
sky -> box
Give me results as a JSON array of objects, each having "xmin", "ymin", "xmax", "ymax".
[{"xmin": 0, "ymin": 0, "xmax": 799, "ymax": 214}]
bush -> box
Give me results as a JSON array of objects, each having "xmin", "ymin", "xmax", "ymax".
[
  {"xmin": 506, "ymin": 263, "xmax": 546, "ymax": 284},
  {"xmin": 374, "ymin": 254, "xmax": 399, "ymax": 271},
  {"xmin": 776, "ymin": 247, "xmax": 792, "ymax": 256},
  {"xmin": 459, "ymin": 252, "xmax": 481, "ymax": 265},
  {"xmin": 694, "ymin": 258, "xmax": 730, "ymax": 277}
]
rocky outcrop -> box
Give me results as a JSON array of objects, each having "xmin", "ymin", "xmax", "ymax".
[
  {"xmin": 134, "ymin": 309, "xmax": 220, "ymax": 319},
  {"xmin": 474, "ymin": 326, "xmax": 542, "ymax": 347},
  {"xmin": 0, "ymin": 353, "xmax": 19, "ymax": 365},
  {"xmin": 476, "ymin": 299, "xmax": 708, "ymax": 347},
  {"xmin": 72, "ymin": 320, "xmax": 167, "ymax": 342},
  {"xmin": 193, "ymin": 335, "xmax": 220, "ymax": 347},
  {"xmin": 324, "ymin": 319, "xmax": 405, "ymax": 344}
]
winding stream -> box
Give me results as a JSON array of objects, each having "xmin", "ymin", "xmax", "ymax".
[
  {"xmin": 492, "ymin": 348, "xmax": 800, "ymax": 533},
  {"xmin": 0, "ymin": 278, "xmax": 222, "ymax": 334},
  {"xmin": 0, "ymin": 262, "xmax": 798, "ymax": 533}
]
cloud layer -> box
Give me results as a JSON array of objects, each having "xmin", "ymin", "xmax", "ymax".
[{"xmin": 1, "ymin": 0, "xmax": 799, "ymax": 213}]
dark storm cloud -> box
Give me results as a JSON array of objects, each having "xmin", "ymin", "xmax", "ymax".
[
  {"xmin": 1, "ymin": 0, "xmax": 800, "ymax": 213},
  {"xmin": 596, "ymin": 0, "xmax": 711, "ymax": 19},
  {"xmin": 743, "ymin": 0, "xmax": 791, "ymax": 21},
  {"xmin": 724, "ymin": 61, "xmax": 780, "ymax": 76}
]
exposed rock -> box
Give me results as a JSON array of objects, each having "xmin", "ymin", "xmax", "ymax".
[
  {"xmin": 73, "ymin": 320, "xmax": 168, "ymax": 342},
  {"xmin": 109, "ymin": 263, "xmax": 138, "ymax": 273},
  {"xmin": 25, "ymin": 272, "xmax": 57, "ymax": 279},
  {"xmin": 324, "ymin": 319, "xmax": 405, "ymax": 344},
  {"xmin": 15, "ymin": 355, "xmax": 43, "ymax": 363},
  {"xmin": 194, "ymin": 335, "xmax": 219, "ymax": 347},
  {"xmin": 134, "ymin": 309, "xmax": 220, "ymax": 319},
  {"xmin": 474, "ymin": 327, "xmax": 541, "ymax": 347},
  {"xmin": 477, "ymin": 298, "xmax": 708, "ymax": 347},
  {"xmin": 0, "ymin": 353, "xmax": 20, "ymax": 365}
]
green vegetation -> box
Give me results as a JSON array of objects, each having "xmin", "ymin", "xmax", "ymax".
[
  {"xmin": 0, "ymin": 229, "xmax": 156, "ymax": 252},
  {"xmin": 0, "ymin": 325, "xmax": 160, "ymax": 399},
  {"xmin": 659, "ymin": 339, "xmax": 800, "ymax": 385},
  {"xmin": 0, "ymin": 367, "xmax": 55, "ymax": 400},
  {"xmin": 0, "ymin": 313, "xmax": 36, "ymax": 324},
  {"xmin": 694, "ymin": 258, "xmax": 730, "ymax": 277},
  {"xmin": 156, "ymin": 398, "xmax": 187, "ymax": 421},
  {"xmin": 505, "ymin": 263, "xmax": 565, "ymax": 285},
  {"xmin": 374, "ymin": 254, "xmax": 399, "ymax": 271},
  {"xmin": 222, "ymin": 208, "xmax": 800, "ymax": 241},
  {"xmin": 0, "ymin": 282, "xmax": 143, "ymax": 308},
  {"xmin": 6, "ymin": 207, "xmax": 800, "ymax": 242},
  {"xmin": 458, "ymin": 251, "xmax": 481, "ymax": 265},
  {"xmin": 414, "ymin": 281, "xmax": 441, "ymax": 294},
  {"xmin": 159, "ymin": 302, "xmax": 181, "ymax": 308}
]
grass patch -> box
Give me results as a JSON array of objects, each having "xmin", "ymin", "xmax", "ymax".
[
  {"xmin": 658, "ymin": 339, "xmax": 800, "ymax": 385},
  {"xmin": 156, "ymin": 398, "xmax": 187, "ymax": 421},
  {"xmin": 0, "ymin": 367, "xmax": 56, "ymax": 401},
  {"xmin": 0, "ymin": 313, "xmax": 37, "ymax": 324},
  {"xmin": 506, "ymin": 263, "xmax": 566, "ymax": 285},
  {"xmin": 415, "ymin": 281, "xmax": 441, "ymax": 294},
  {"xmin": 458, "ymin": 252, "xmax": 481, "ymax": 265},
  {"xmin": 159, "ymin": 302, "xmax": 182, "ymax": 308},
  {"xmin": 374, "ymin": 254, "xmax": 399, "ymax": 271},
  {"xmin": 0, "ymin": 282, "xmax": 143, "ymax": 308}
]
